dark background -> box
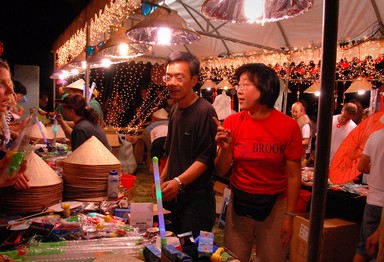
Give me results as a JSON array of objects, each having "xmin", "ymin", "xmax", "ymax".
[{"xmin": 0, "ymin": 0, "xmax": 91, "ymax": 103}]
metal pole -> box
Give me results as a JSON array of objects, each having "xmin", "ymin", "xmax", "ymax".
[
  {"xmin": 85, "ymin": 23, "xmax": 90, "ymax": 104},
  {"xmin": 307, "ymin": 0, "xmax": 339, "ymax": 261}
]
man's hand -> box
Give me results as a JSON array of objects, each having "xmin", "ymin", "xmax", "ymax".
[
  {"xmin": 366, "ymin": 228, "xmax": 379, "ymax": 256},
  {"xmin": 161, "ymin": 179, "xmax": 179, "ymax": 201}
]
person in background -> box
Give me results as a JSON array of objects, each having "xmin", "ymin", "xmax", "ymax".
[
  {"xmin": 0, "ymin": 59, "xmax": 29, "ymax": 190},
  {"xmin": 291, "ymin": 101, "xmax": 313, "ymax": 166},
  {"xmin": 153, "ymin": 51, "xmax": 217, "ymax": 239},
  {"xmin": 351, "ymin": 100, "xmax": 364, "ymax": 125},
  {"xmin": 214, "ymin": 63, "xmax": 303, "ymax": 262},
  {"xmin": 354, "ymin": 127, "xmax": 384, "ymax": 261},
  {"xmin": 56, "ymin": 93, "xmax": 111, "ymax": 152},
  {"xmin": 212, "ymin": 90, "xmax": 232, "ymax": 122},
  {"xmin": 146, "ymin": 108, "xmax": 168, "ymax": 159},
  {"xmin": 11, "ymin": 80, "xmax": 27, "ymax": 119},
  {"xmin": 38, "ymin": 91, "xmax": 50, "ymax": 124},
  {"xmin": 7, "ymin": 81, "xmax": 29, "ymax": 139},
  {"xmin": 330, "ymin": 102, "xmax": 357, "ymax": 163},
  {"xmin": 41, "ymin": 79, "xmax": 103, "ymax": 125}
]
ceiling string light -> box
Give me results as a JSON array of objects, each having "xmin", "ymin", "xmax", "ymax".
[{"xmin": 55, "ymin": 0, "xmax": 140, "ymax": 68}]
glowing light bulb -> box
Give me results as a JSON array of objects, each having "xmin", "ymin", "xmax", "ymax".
[
  {"xmin": 81, "ymin": 61, "xmax": 87, "ymax": 69},
  {"xmin": 315, "ymin": 92, "xmax": 320, "ymax": 97},
  {"xmin": 244, "ymin": 0, "xmax": 264, "ymax": 22},
  {"xmin": 119, "ymin": 43, "xmax": 129, "ymax": 56},
  {"xmin": 157, "ymin": 27, "xmax": 172, "ymax": 45},
  {"xmin": 101, "ymin": 58, "xmax": 112, "ymax": 68},
  {"xmin": 71, "ymin": 69, "xmax": 79, "ymax": 75},
  {"xmin": 357, "ymin": 90, "xmax": 365, "ymax": 95}
]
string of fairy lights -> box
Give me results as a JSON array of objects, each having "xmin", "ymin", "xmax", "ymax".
[
  {"xmin": 53, "ymin": 0, "xmax": 384, "ymax": 132},
  {"xmin": 84, "ymin": 43, "xmax": 382, "ymax": 131},
  {"xmin": 200, "ymin": 40, "xmax": 384, "ymax": 86},
  {"xmin": 90, "ymin": 61, "xmax": 170, "ymax": 134},
  {"xmin": 55, "ymin": 0, "xmax": 140, "ymax": 68}
]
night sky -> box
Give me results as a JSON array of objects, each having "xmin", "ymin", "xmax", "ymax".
[{"xmin": 0, "ymin": 0, "xmax": 91, "ymax": 94}]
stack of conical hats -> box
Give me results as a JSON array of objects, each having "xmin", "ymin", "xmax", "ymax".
[
  {"xmin": 46, "ymin": 125, "xmax": 66, "ymax": 140},
  {"xmin": 25, "ymin": 123, "xmax": 66, "ymax": 143},
  {"xmin": 0, "ymin": 152, "xmax": 63, "ymax": 214},
  {"xmin": 62, "ymin": 136, "xmax": 121, "ymax": 201},
  {"xmin": 25, "ymin": 123, "xmax": 48, "ymax": 142}
]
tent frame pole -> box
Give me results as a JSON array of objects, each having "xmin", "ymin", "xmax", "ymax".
[{"xmin": 307, "ymin": 0, "xmax": 340, "ymax": 261}]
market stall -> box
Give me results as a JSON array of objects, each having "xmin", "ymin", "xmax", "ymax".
[{"xmin": 2, "ymin": 0, "xmax": 383, "ymax": 260}]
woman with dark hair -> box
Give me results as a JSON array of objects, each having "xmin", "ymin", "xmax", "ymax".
[
  {"xmin": 214, "ymin": 63, "xmax": 303, "ymax": 261},
  {"xmin": 57, "ymin": 93, "xmax": 111, "ymax": 151}
]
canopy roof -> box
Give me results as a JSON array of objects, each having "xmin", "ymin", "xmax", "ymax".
[{"xmin": 53, "ymin": 0, "xmax": 384, "ymax": 66}]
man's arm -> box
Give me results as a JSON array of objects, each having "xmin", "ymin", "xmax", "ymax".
[{"xmin": 357, "ymin": 154, "xmax": 370, "ymax": 174}]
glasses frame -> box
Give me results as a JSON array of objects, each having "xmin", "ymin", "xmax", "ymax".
[
  {"xmin": 162, "ymin": 74, "xmax": 190, "ymax": 83},
  {"xmin": 236, "ymin": 83, "xmax": 254, "ymax": 91}
]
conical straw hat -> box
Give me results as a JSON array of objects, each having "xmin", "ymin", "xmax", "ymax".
[
  {"xmin": 46, "ymin": 125, "xmax": 66, "ymax": 139},
  {"xmin": 25, "ymin": 152, "xmax": 63, "ymax": 186},
  {"xmin": 25, "ymin": 123, "xmax": 48, "ymax": 140},
  {"xmin": 63, "ymin": 136, "xmax": 120, "ymax": 165}
]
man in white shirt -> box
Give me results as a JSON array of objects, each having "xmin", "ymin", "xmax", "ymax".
[
  {"xmin": 291, "ymin": 102, "xmax": 312, "ymax": 165},
  {"xmin": 330, "ymin": 102, "xmax": 357, "ymax": 163}
]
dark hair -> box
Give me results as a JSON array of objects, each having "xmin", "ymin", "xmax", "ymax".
[
  {"xmin": 343, "ymin": 102, "xmax": 358, "ymax": 115},
  {"xmin": 63, "ymin": 93, "xmax": 99, "ymax": 124},
  {"xmin": 165, "ymin": 51, "xmax": 200, "ymax": 76},
  {"xmin": 235, "ymin": 63, "xmax": 280, "ymax": 108},
  {"xmin": 13, "ymin": 80, "xmax": 27, "ymax": 95}
]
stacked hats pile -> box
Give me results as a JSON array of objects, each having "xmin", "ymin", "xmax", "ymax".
[
  {"xmin": 62, "ymin": 136, "xmax": 121, "ymax": 201},
  {"xmin": 25, "ymin": 123, "xmax": 66, "ymax": 143},
  {"xmin": 0, "ymin": 152, "xmax": 63, "ymax": 214},
  {"xmin": 25, "ymin": 122, "xmax": 49, "ymax": 143}
]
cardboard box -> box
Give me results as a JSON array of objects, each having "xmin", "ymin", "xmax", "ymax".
[
  {"xmin": 290, "ymin": 214, "xmax": 360, "ymax": 262},
  {"xmin": 214, "ymin": 181, "xmax": 228, "ymax": 196}
]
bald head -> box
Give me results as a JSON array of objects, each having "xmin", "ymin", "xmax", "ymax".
[{"xmin": 291, "ymin": 102, "xmax": 306, "ymax": 120}]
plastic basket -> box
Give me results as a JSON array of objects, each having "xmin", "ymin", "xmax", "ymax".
[{"xmin": 121, "ymin": 173, "xmax": 136, "ymax": 189}]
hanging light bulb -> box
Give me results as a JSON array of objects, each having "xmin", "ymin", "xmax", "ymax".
[
  {"xmin": 157, "ymin": 27, "xmax": 172, "ymax": 45},
  {"xmin": 202, "ymin": 0, "xmax": 313, "ymax": 24},
  {"xmin": 244, "ymin": 0, "xmax": 264, "ymax": 22},
  {"xmin": 118, "ymin": 43, "xmax": 129, "ymax": 56}
]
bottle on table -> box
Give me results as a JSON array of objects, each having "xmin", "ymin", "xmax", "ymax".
[{"xmin": 107, "ymin": 170, "xmax": 119, "ymax": 200}]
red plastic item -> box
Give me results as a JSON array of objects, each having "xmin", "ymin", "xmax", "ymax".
[
  {"xmin": 295, "ymin": 190, "xmax": 312, "ymax": 213},
  {"xmin": 120, "ymin": 174, "xmax": 136, "ymax": 189}
]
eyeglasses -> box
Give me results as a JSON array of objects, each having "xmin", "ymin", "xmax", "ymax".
[
  {"xmin": 162, "ymin": 74, "xmax": 190, "ymax": 83},
  {"xmin": 236, "ymin": 83, "xmax": 254, "ymax": 91}
]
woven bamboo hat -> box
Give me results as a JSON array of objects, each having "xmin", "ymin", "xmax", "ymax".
[
  {"xmin": 25, "ymin": 123, "xmax": 48, "ymax": 140},
  {"xmin": 25, "ymin": 152, "xmax": 63, "ymax": 186},
  {"xmin": 63, "ymin": 136, "xmax": 120, "ymax": 165}
]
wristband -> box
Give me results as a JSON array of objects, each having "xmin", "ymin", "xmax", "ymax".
[
  {"xmin": 173, "ymin": 177, "xmax": 185, "ymax": 191},
  {"xmin": 284, "ymin": 211, "xmax": 296, "ymax": 217}
]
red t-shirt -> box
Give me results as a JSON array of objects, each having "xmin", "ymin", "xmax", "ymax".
[{"xmin": 223, "ymin": 109, "xmax": 303, "ymax": 194}]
